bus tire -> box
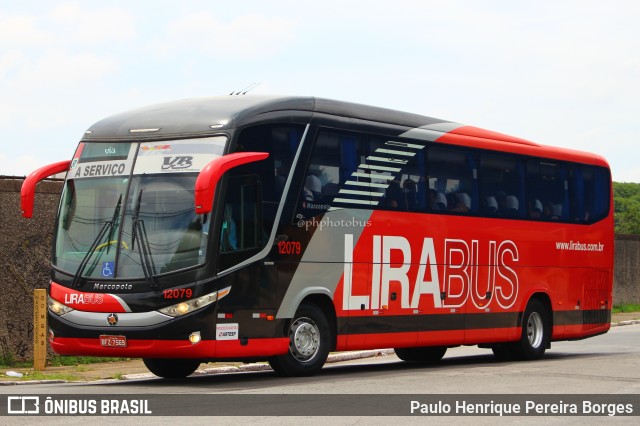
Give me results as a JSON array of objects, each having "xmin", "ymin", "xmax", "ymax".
[
  {"xmin": 143, "ymin": 358, "xmax": 200, "ymax": 379},
  {"xmin": 269, "ymin": 303, "xmax": 331, "ymax": 377},
  {"xmin": 394, "ymin": 346, "xmax": 447, "ymax": 363},
  {"xmin": 512, "ymin": 299, "xmax": 551, "ymax": 361}
]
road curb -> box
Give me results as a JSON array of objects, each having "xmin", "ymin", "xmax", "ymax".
[
  {"xmin": 0, "ymin": 379, "xmax": 66, "ymax": 386},
  {"xmin": 122, "ymin": 349, "xmax": 397, "ymax": 381},
  {"xmin": 612, "ymin": 319, "xmax": 640, "ymax": 327}
]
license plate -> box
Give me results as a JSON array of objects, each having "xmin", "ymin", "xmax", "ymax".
[{"xmin": 100, "ymin": 335, "xmax": 127, "ymax": 348}]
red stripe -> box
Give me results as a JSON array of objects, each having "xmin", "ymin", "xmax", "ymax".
[
  {"xmin": 337, "ymin": 329, "xmax": 520, "ymax": 351},
  {"xmin": 336, "ymin": 332, "xmax": 415, "ymax": 351},
  {"xmin": 561, "ymin": 324, "xmax": 610, "ymax": 340}
]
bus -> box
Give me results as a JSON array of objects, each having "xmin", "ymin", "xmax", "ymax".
[{"xmin": 21, "ymin": 95, "xmax": 613, "ymax": 378}]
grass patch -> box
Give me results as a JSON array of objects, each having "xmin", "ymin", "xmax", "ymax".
[
  {"xmin": 0, "ymin": 356, "xmax": 130, "ymax": 370},
  {"xmin": 0, "ymin": 356, "xmax": 31, "ymax": 369},
  {"xmin": 612, "ymin": 303, "xmax": 640, "ymax": 314},
  {"xmin": 49, "ymin": 356, "xmax": 131, "ymax": 367},
  {"xmin": 7, "ymin": 371, "xmax": 82, "ymax": 382}
]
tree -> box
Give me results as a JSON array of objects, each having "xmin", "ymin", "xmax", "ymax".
[
  {"xmin": 613, "ymin": 182, "xmax": 640, "ymax": 235},
  {"xmin": 616, "ymin": 203, "xmax": 640, "ymax": 235}
]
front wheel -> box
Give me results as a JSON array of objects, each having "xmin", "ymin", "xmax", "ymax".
[
  {"xmin": 269, "ymin": 303, "xmax": 331, "ymax": 377},
  {"xmin": 143, "ymin": 358, "xmax": 200, "ymax": 379}
]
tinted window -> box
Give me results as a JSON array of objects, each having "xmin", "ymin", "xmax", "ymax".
[
  {"xmin": 479, "ymin": 153, "xmax": 525, "ymax": 218},
  {"xmin": 296, "ymin": 127, "xmax": 610, "ymax": 225},
  {"xmin": 428, "ymin": 146, "xmax": 477, "ymax": 215},
  {"xmin": 234, "ymin": 124, "xmax": 304, "ymax": 227},
  {"xmin": 569, "ymin": 165, "xmax": 610, "ymax": 223},
  {"xmin": 527, "ymin": 160, "xmax": 568, "ymax": 220},
  {"xmin": 368, "ymin": 137, "xmax": 427, "ymax": 212},
  {"xmin": 296, "ymin": 131, "xmax": 367, "ymax": 217},
  {"xmin": 297, "ymin": 130, "xmax": 432, "ymax": 217}
]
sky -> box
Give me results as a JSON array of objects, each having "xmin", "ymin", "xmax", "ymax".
[{"xmin": 1, "ymin": 0, "xmax": 639, "ymax": 182}]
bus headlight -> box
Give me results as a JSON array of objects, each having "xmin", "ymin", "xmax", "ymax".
[
  {"xmin": 158, "ymin": 286, "xmax": 231, "ymax": 318},
  {"xmin": 48, "ymin": 296, "xmax": 74, "ymax": 316}
]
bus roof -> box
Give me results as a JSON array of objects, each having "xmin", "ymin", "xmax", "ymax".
[
  {"xmin": 81, "ymin": 95, "xmax": 609, "ymax": 168},
  {"xmin": 82, "ymin": 95, "xmax": 449, "ymax": 140}
]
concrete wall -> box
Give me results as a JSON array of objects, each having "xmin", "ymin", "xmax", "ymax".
[
  {"xmin": 0, "ymin": 176, "xmax": 638, "ymax": 362},
  {"xmin": 614, "ymin": 234, "xmax": 640, "ymax": 305},
  {"xmin": 0, "ymin": 177, "xmax": 62, "ymax": 362}
]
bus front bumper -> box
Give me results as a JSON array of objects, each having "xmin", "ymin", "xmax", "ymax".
[{"xmin": 49, "ymin": 336, "xmax": 290, "ymax": 359}]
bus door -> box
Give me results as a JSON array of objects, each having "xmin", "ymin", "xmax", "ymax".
[{"xmin": 217, "ymin": 174, "xmax": 276, "ymax": 312}]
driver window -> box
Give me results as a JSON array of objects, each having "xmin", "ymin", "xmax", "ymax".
[{"xmin": 218, "ymin": 175, "xmax": 262, "ymax": 270}]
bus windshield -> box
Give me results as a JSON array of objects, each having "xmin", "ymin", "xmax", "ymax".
[
  {"xmin": 53, "ymin": 137, "xmax": 226, "ymax": 280},
  {"xmin": 120, "ymin": 174, "xmax": 207, "ymax": 278}
]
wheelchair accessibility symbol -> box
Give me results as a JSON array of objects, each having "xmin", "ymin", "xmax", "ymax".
[{"xmin": 102, "ymin": 261, "xmax": 114, "ymax": 278}]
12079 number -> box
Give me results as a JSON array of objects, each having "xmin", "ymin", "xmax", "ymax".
[
  {"xmin": 163, "ymin": 288, "xmax": 193, "ymax": 299},
  {"xmin": 278, "ymin": 241, "xmax": 301, "ymax": 255}
]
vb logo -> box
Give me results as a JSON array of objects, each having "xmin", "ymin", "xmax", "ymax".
[{"xmin": 162, "ymin": 156, "xmax": 193, "ymax": 170}]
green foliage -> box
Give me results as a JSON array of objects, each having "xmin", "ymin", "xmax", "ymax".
[
  {"xmin": 48, "ymin": 356, "xmax": 130, "ymax": 367},
  {"xmin": 612, "ymin": 303, "xmax": 640, "ymax": 313},
  {"xmin": 0, "ymin": 353, "xmax": 18, "ymax": 368},
  {"xmin": 2, "ymin": 371, "xmax": 81, "ymax": 382},
  {"xmin": 613, "ymin": 182, "xmax": 640, "ymax": 235},
  {"xmin": 1, "ymin": 356, "xmax": 130, "ymax": 369}
]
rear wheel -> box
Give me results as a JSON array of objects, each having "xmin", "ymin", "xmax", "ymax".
[
  {"xmin": 504, "ymin": 299, "xmax": 551, "ymax": 361},
  {"xmin": 269, "ymin": 303, "xmax": 331, "ymax": 377},
  {"xmin": 491, "ymin": 300, "xmax": 551, "ymax": 361},
  {"xmin": 143, "ymin": 358, "xmax": 200, "ymax": 379},
  {"xmin": 394, "ymin": 346, "xmax": 447, "ymax": 363}
]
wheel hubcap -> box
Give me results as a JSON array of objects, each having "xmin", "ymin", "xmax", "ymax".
[
  {"xmin": 527, "ymin": 312, "xmax": 544, "ymax": 348},
  {"xmin": 289, "ymin": 317, "xmax": 320, "ymax": 362}
]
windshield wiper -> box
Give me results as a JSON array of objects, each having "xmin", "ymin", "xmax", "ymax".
[
  {"xmin": 131, "ymin": 189, "xmax": 158, "ymax": 289},
  {"xmin": 134, "ymin": 219, "xmax": 158, "ymax": 289},
  {"xmin": 71, "ymin": 194, "xmax": 122, "ymax": 288},
  {"xmin": 130, "ymin": 189, "xmax": 143, "ymax": 251}
]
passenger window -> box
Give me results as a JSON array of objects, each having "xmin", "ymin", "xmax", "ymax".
[
  {"xmin": 569, "ymin": 165, "xmax": 610, "ymax": 223},
  {"xmin": 479, "ymin": 154, "xmax": 525, "ymax": 218},
  {"xmin": 527, "ymin": 160, "xmax": 568, "ymax": 221},
  {"xmin": 428, "ymin": 146, "xmax": 477, "ymax": 214},
  {"xmin": 368, "ymin": 137, "xmax": 428, "ymax": 212},
  {"xmin": 234, "ymin": 123, "xmax": 304, "ymax": 231},
  {"xmin": 296, "ymin": 131, "xmax": 368, "ymax": 218},
  {"xmin": 297, "ymin": 130, "xmax": 432, "ymax": 216}
]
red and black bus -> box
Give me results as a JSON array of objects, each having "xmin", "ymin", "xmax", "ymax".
[{"xmin": 22, "ymin": 95, "xmax": 613, "ymax": 378}]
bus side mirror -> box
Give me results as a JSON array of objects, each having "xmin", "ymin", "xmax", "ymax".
[
  {"xmin": 194, "ymin": 152, "xmax": 269, "ymax": 215},
  {"xmin": 21, "ymin": 160, "xmax": 71, "ymax": 218}
]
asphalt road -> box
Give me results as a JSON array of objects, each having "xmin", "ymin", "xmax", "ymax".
[{"xmin": 2, "ymin": 323, "xmax": 639, "ymax": 424}]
